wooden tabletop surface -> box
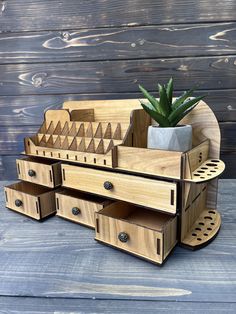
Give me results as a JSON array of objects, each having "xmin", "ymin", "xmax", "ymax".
[{"xmin": 0, "ymin": 180, "xmax": 235, "ymax": 313}]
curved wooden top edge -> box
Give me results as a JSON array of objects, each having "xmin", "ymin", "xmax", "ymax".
[
  {"xmin": 44, "ymin": 109, "xmax": 71, "ymax": 124},
  {"xmin": 181, "ymin": 100, "xmax": 221, "ymax": 159}
]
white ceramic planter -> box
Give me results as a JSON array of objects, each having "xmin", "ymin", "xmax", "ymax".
[{"xmin": 147, "ymin": 124, "xmax": 192, "ymax": 152}]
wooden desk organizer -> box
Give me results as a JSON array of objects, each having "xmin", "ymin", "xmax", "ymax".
[{"xmin": 4, "ymin": 99, "xmax": 225, "ymax": 264}]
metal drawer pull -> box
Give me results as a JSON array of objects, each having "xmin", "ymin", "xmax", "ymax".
[
  {"xmin": 72, "ymin": 207, "xmax": 81, "ymax": 215},
  {"xmin": 28, "ymin": 169, "xmax": 36, "ymax": 177},
  {"xmin": 118, "ymin": 232, "xmax": 129, "ymax": 243},
  {"xmin": 15, "ymin": 199, "xmax": 23, "ymax": 207},
  {"xmin": 104, "ymin": 181, "xmax": 113, "ymax": 190}
]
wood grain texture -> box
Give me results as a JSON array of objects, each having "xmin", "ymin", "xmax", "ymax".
[
  {"xmin": 1, "ymin": 1, "xmax": 236, "ymax": 32},
  {"xmin": 1, "ymin": 22, "xmax": 236, "ymax": 64},
  {"xmin": 0, "ymin": 180, "xmax": 235, "ymax": 304},
  {"xmin": 4, "ymin": 181, "xmax": 56, "ymax": 220},
  {"xmin": 17, "ymin": 157, "xmax": 61, "ymax": 188},
  {"xmin": 0, "ymin": 297, "xmax": 235, "ymax": 314},
  {"xmin": 2, "ymin": 122, "xmax": 235, "ymax": 155},
  {"xmin": 0, "ymin": 89, "xmax": 235, "ymax": 127},
  {"xmin": 56, "ymin": 190, "xmax": 108, "ymax": 228},
  {"xmin": 117, "ymin": 146, "xmax": 182, "ymax": 179},
  {"xmin": 0, "ymin": 1, "xmax": 235, "ymax": 179},
  {"xmin": 95, "ymin": 202, "xmax": 177, "ymax": 264},
  {"xmin": 0, "ymin": 56, "xmax": 235, "ymax": 96},
  {"xmin": 62, "ymin": 164, "xmax": 177, "ymax": 213}
]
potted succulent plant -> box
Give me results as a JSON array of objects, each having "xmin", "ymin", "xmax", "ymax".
[{"xmin": 139, "ymin": 78, "xmax": 205, "ymax": 152}]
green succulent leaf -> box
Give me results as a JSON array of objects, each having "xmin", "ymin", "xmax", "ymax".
[
  {"xmin": 138, "ymin": 79, "xmax": 205, "ymax": 128},
  {"xmin": 166, "ymin": 77, "xmax": 173, "ymax": 105},
  {"xmin": 171, "ymin": 88, "xmax": 195, "ymax": 110},
  {"xmin": 169, "ymin": 105, "xmax": 197, "ymax": 127},
  {"xmin": 138, "ymin": 84, "xmax": 161, "ymax": 113},
  {"xmin": 169, "ymin": 95, "xmax": 205, "ymax": 125},
  {"xmin": 140, "ymin": 101, "xmax": 171, "ymax": 127},
  {"xmin": 158, "ymin": 83, "xmax": 171, "ymax": 116}
]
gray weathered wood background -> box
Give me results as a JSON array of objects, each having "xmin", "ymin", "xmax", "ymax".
[{"xmin": 0, "ymin": 0, "xmax": 235, "ymax": 179}]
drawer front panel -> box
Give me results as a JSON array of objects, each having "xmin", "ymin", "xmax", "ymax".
[
  {"xmin": 95, "ymin": 214, "xmax": 164, "ymax": 263},
  {"xmin": 56, "ymin": 193, "xmax": 104, "ymax": 227},
  {"xmin": 16, "ymin": 158, "xmax": 61, "ymax": 188},
  {"xmin": 4, "ymin": 187, "xmax": 40, "ymax": 219},
  {"xmin": 62, "ymin": 164, "xmax": 177, "ymax": 213}
]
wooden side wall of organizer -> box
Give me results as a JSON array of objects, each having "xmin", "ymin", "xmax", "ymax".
[{"xmin": 180, "ymin": 102, "xmax": 222, "ymax": 248}]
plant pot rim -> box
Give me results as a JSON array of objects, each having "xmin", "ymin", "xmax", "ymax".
[{"xmin": 150, "ymin": 124, "xmax": 191, "ymax": 129}]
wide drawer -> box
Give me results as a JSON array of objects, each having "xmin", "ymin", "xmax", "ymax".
[
  {"xmin": 61, "ymin": 164, "xmax": 177, "ymax": 214},
  {"xmin": 95, "ymin": 202, "xmax": 177, "ymax": 264},
  {"xmin": 4, "ymin": 181, "xmax": 57, "ymax": 220},
  {"xmin": 55, "ymin": 189, "xmax": 110, "ymax": 228},
  {"xmin": 16, "ymin": 157, "xmax": 61, "ymax": 188}
]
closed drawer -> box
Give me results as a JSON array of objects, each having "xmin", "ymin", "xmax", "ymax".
[
  {"xmin": 55, "ymin": 189, "xmax": 110, "ymax": 228},
  {"xmin": 95, "ymin": 202, "xmax": 177, "ymax": 264},
  {"xmin": 16, "ymin": 157, "xmax": 61, "ymax": 188},
  {"xmin": 4, "ymin": 181, "xmax": 57, "ymax": 220},
  {"xmin": 62, "ymin": 164, "xmax": 177, "ymax": 214}
]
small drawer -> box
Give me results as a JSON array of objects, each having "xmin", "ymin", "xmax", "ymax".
[
  {"xmin": 95, "ymin": 202, "xmax": 177, "ymax": 265},
  {"xmin": 4, "ymin": 181, "xmax": 57, "ymax": 220},
  {"xmin": 55, "ymin": 189, "xmax": 110, "ymax": 228},
  {"xmin": 62, "ymin": 164, "xmax": 177, "ymax": 214},
  {"xmin": 16, "ymin": 157, "xmax": 61, "ymax": 188}
]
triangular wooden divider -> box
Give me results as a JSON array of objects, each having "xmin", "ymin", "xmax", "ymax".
[
  {"xmin": 86, "ymin": 139, "xmax": 95, "ymax": 153},
  {"xmin": 104, "ymin": 139, "xmax": 114, "ymax": 153},
  {"xmin": 39, "ymin": 134, "xmax": 47, "ymax": 147},
  {"xmin": 85, "ymin": 122, "xmax": 93, "ymax": 137},
  {"xmin": 37, "ymin": 133, "xmax": 44, "ymax": 143},
  {"xmin": 61, "ymin": 137, "xmax": 69, "ymax": 150},
  {"xmin": 61, "ymin": 122, "xmax": 69, "ymax": 136},
  {"xmin": 46, "ymin": 135, "xmax": 54, "ymax": 148},
  {"xmin": 77, "ymin": 138, "xmax": 86, "ymax": 152},
  {"xmin": 113, "ymin": 123, "xmax": 122, "ymax": 140},
  {"xmin": 46, "ymin": 121, "xmax": 55, "ymax": 134},
  {"xmin": 53, "ymin": 121, "xmax": 62, "ymax": 135},
  {"xmin": 69, "ymin": 137, "xmax": 77, "ymax": 150},
  {"xmin": 95, "ymin": 139, "xmax": 105, "ymax": 154},
  {"xmin": 54, "ymin": 135, "xmax": 61, "ymax": 149},
  {"xmin": 76, "ymin": 123, "xmax": 85, "ymax": 137},
  {"xmin": 67, "ymin": 136, "xmax": 75, "ymax": 147},
  {"xmin": 94, "ymin": 122, "xmax": 103, "ymax": 138},
  {"xmin": 68, "ymin": 122, "xmax": 77, "ymax": 136},
  {"xmin": 104, "ymin": 123, "xmax": 112, "ymax": 139}
]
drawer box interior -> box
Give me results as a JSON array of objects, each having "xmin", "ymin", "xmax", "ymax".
[
  {"xmin": 95, "ymin": 202, "xmax": 177, "ymax": 264},
  {"xmin": 16, "ymin": 157, "xmax": 61, "ymax": 188},
  {"xmin": 56, "ymin": 188, "xmax": 110, "ymax": 228},
  {"xmin": 4, "ymin": 181, "xmax": 57, "ymax": 220}
]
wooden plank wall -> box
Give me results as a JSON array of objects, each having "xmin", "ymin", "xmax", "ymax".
[{"xmin": 0, "ymin": 0, "xmax": 235, "ymax": 179}]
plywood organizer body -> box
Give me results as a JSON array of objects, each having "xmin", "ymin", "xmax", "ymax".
[{"xmin": 4, "ymin": 99, "xmax": 225, "ymax": 265}]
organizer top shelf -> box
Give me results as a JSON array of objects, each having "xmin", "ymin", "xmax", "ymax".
[{"xmin": 23, "ymin": 99, "xmax": 225, "ymax": 183}]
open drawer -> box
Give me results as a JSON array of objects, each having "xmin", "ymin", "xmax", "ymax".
[
  {"xmin": 55, "ymin": 189, "xmax": 110, "ymax": 228},
  {"xmin": 95, "ymin": 202, "xmax": 177, "ymax": 265},
  {"xmin": 4, "ymin": 181, "xmax": 57, "ymax": 220},
  {"xmin": 16, "ymin": 157, "xmax": 61, "ymax": 188}
]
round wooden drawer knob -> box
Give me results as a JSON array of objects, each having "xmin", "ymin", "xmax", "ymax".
[
  {"xmin": 72, "ymin": 207, "xmax": 81, "ymax": 215},
  {"xmin": 28, "ymin": 169, "xmax": 36, "ymax": 177},
  {"xmin": 104, "ymin": 181, "xmax": 113, "ymax": 190},
  {"xmin": 118, "ymin": 232, "xmax": 129, "ymax": 243},
  {"xmin": 15, "ymin": 199, "xmax": 23, "ymax": 207}
]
